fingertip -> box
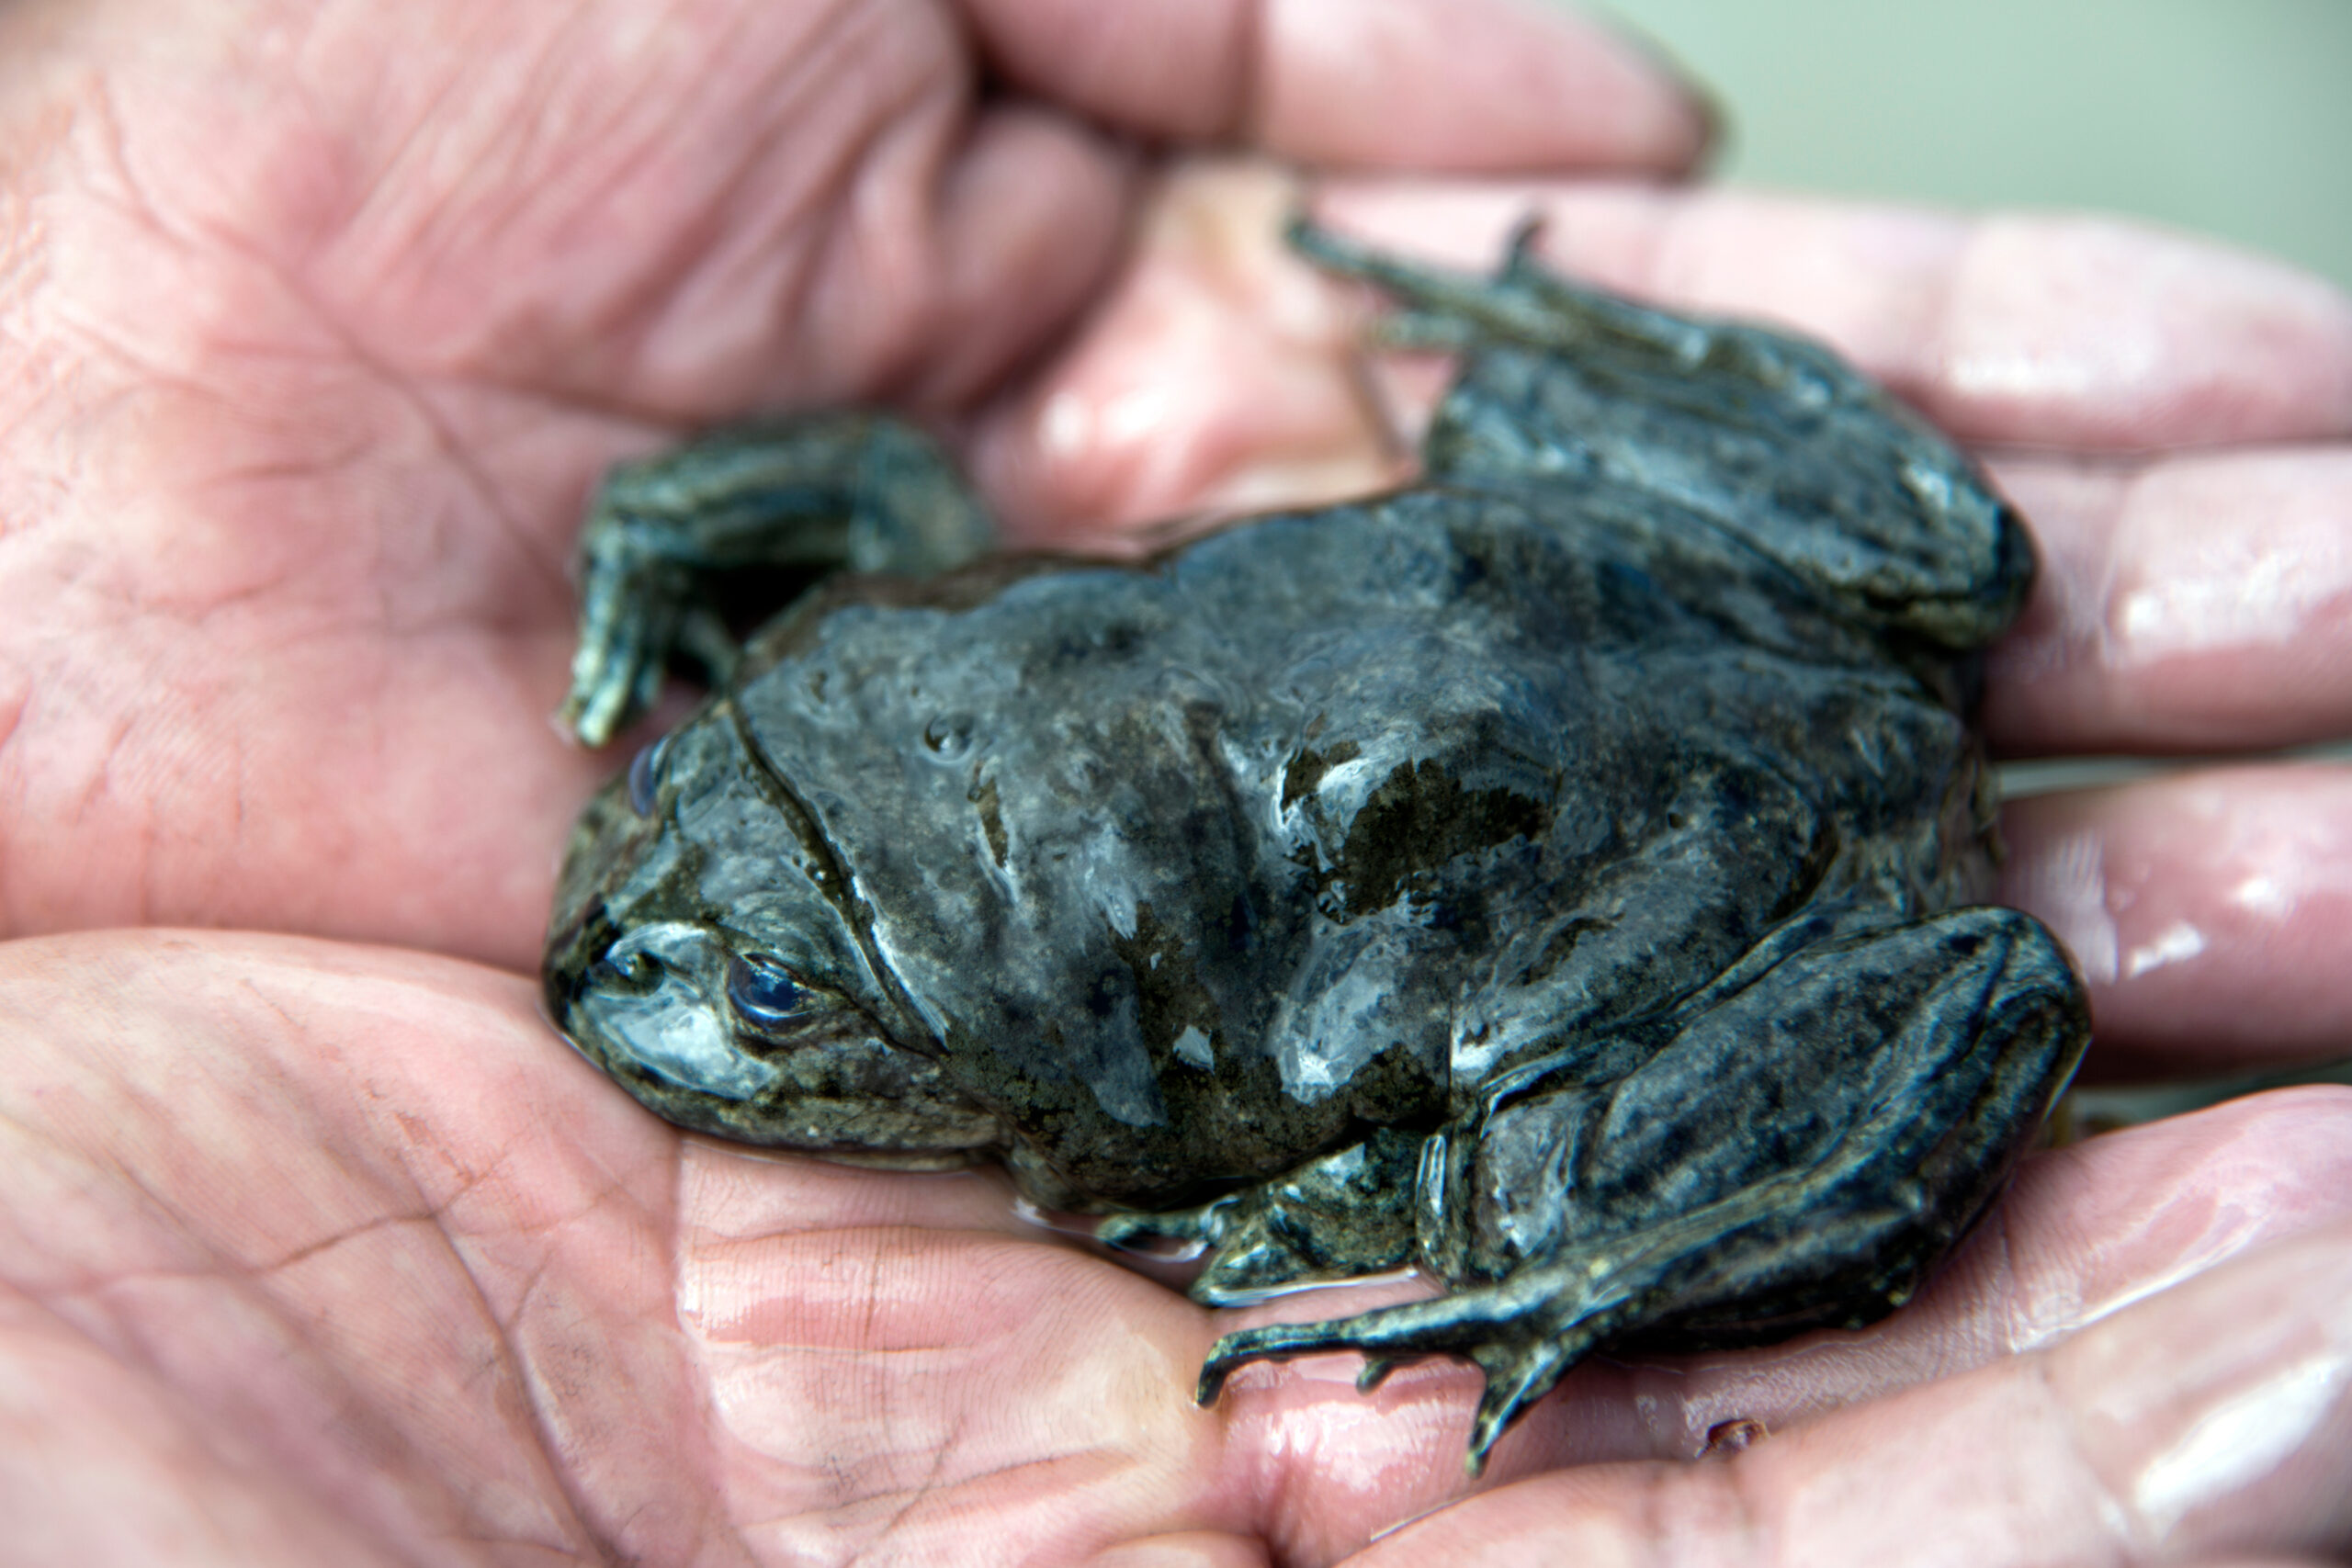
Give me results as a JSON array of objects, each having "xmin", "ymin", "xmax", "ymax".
[
  {"xmin": 960, "ymin": 0, "xmax": 1716, "ymax": 175},
  {"xmin": 1253, "ymin": 0, "xmax": 1716, "ymax": 174},
  {"xmin": 1932, "ymin": 215, "xmax": 2352, "ymax": 449}
]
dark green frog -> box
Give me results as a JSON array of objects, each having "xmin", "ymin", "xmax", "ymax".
[{"xmin": 543, "ymin": 222, "xmax": 2088, "ymax": 1472}]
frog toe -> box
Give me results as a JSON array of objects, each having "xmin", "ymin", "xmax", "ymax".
[
  {"xmin": 1197, "ymin": 1289, "xmax": 1600, "ymax": 1472},
  {"xmin": 560, "ymin": 603, "xmax": 666, "ymax": 748},
  {"xmin": 1188, "ymin": 1235, "xmax": 1328, "ymax": 1305},
  {"xmin": 1461, "ymin": 1336, "xmax": 1579, "ymax": 1474},
  {"xmin": 1199, "ymin": 1290, "xmax": 1501, "ymax": 1400},
  {"xmin": 1095, "ymin": 1207, "xmax": 1216, "ymax": 1258}
]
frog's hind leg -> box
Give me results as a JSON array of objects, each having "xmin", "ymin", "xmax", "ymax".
[
  {"xmin": 560, "ymin": 415, "xmax": 992, "ymax": 745},
  {"xmin": 1288, "ymin": 213, "xmax": 1714, "ymax": 367},
  {"xmin": 1196, "ymin": 905, "xmax": 2087, "ymax": 1473},
  {"xmin": 1288, "ymin": 214, "xmax": 2034, "ymax": 655}
]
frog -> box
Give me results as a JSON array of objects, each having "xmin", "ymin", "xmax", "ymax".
[{"xmin": 541, "ymin": 219, "xmax": 2090, "ymax": 1472}]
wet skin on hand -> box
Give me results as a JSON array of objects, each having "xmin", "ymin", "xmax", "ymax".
[{"xmin": 542, "ymin": 221, "xmax": 2090, "ymax": 1472}]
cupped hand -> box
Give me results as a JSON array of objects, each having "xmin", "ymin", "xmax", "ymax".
[
  {"xmin": 5, "ymin": 0, "xmax": 2352, "ymax": 1562},
  {"xmin": 4, "ymin": 931, "xmax": 2346, "ymax": 1565},
  {"xmin": 0, "ymin": 0, "xmax": 1702, "ymax": 966}
]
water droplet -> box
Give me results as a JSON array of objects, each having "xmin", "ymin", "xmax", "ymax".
[{"xmin": 922, "ymin": 713, "xmax": 975, "ymax": 759}]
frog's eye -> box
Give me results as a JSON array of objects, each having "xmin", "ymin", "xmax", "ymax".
[
  {"xmin": 626, "ymin": 735, "xmax": 670, "ymax": 816},
  {"xmin": 726, "ymin": 953, "xmax": 812, "ymax": 1028}
]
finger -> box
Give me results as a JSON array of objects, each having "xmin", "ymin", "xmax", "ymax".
[
  {"xmin": 910, "ymin": 103, "xmax": 1133, "ymax": 407},
  {"xmin": 1314, "ymin": 182, "xmax": 2352, "ymax": 451},
  {"xmin": 986, "ymin": 177, "xmax": 2352, "ymax": 544},
  {"xmin": 1340, "ymin": 1212, "xmax": 2352, "ymax": 1564},
  {"xmin": 1585, "ymin": 1088, "xmax": 2352, "ymax": 1455},
  {"xmin": 1983, "ymin": 448, "xmax": 2352, "ymax": 755},
  {"xmin": 2000, "ymin": 766, "xmax": 2352, "ymax": 1076},
  {"xmin": 960, "ymin": 0, "xmax": 1712, "ymax": 174}
]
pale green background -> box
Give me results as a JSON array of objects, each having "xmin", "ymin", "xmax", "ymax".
[{"xmin": 1594, "ymin": 0, "xmax": 2352, "ymax": 294}]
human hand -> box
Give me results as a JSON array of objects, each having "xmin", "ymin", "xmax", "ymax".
[
  {"xmin": 5, "ymin": 0, "xmax": 2350, "ymax": 1562},
  {"xmin": 0, "ymin": 0, "xmax": 1704, "ymax": 968},
  {"xmin": 3, "ymin": 931, "xmax": 2345, "ymax": 1564}
]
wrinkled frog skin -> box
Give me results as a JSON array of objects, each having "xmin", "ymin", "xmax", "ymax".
[{"xmin": 544, "ymin": 223, "xmax": 2089, "ymax": 1470}]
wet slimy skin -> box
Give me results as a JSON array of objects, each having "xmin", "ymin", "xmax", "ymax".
[{"xmin": 543, "ymin": 223, "xmax": 2089, "ymax": 1472}]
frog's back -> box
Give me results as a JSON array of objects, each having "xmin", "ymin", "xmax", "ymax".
[{"xmin": 728, "ymin": 478, "xmax": 1982, "ymax": 1202}]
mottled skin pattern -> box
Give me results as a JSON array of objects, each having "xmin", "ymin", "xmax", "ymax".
[{"xmin": 544, "ymin": 223, "xmax": 2090, "ymax": 1471}]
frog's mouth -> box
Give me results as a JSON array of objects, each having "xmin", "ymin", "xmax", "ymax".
[
  {"xmin": 565, "ymin": 919, "xmax": 786, "ymax": 1103},
  {"xmin": 545, "ymin": 705, "xmax": 1015, "ymax": 1161},
  {"xmin": 553, "ymin": 918, "xmax": 1009, "ymax": 1162},
  {"xmin": 544, "ymin": 753, "xmax": 1006, "ymax": 1162}
]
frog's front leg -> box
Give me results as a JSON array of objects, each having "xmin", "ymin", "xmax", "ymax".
[
  {"xmin": 1197, "ymin": 906, "xmax": 2087, "ymax": 1472},
  {"xmin": 560, "ymin": 414, "xmax": 992, "ymax": 746},
  {"xmin": 1099, "ymin": 1128, "xmax": 1427, "ymax": 1305}
]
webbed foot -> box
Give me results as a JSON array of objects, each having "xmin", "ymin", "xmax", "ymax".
[{"xmin": 1197, "ymin": 1267, "xmax": 1625, "ymax": 1474}]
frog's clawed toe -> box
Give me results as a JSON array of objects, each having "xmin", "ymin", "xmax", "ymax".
[
  {"xmin": 1196, "ymin": 1293, "xmax": 1596, "ymax": 1473},
  {"xmin": 560, "ymin": 638, "xmax": 656, "ymax": 749},
  {"xmin": 560, "ymin": 556, "xmax": 683, "ymax": 748},
  {"xmin": 1095, "ymin": 1208, "xmax": 1216, "ymax": 1260}
]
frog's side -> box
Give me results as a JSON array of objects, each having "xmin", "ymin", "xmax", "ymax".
[{"xmin": 543, "ymin": 222, "xmax": 2089, "ymax": 1472}]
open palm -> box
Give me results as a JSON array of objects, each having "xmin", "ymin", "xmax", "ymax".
[{"xmin": 2, "ymin": 1, "xmax": 2347, "ymax": 1563}]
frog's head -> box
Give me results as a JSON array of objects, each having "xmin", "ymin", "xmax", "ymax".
[{"xmin": 542, "ymin": 702, "xmax": 1006, "ymax": 1168}]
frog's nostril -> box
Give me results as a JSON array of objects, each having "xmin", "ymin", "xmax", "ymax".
[{"xmin": 596, "ymin": 945, "xmax": 662, "ymax": 989}]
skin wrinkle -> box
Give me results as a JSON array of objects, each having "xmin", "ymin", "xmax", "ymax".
[
  {"xmin": 80, "ymin": 75, "xmax": 178, "ymax": 259},
  {"xmin": 857, "ymin": 1401, "xmax": 968, "ymax": 1558},
  {"xmin": 628, "ymin": 0, "xmax": 944, "ymax": 404},
  {"xmin": 89, "ymin": 391, "xmax": 560, "ymax": 681},
  {"xmin": 41, "ymin": 83, "xmax": 574, "ymax": 634},
  {"xmin": 893, "ymin": 1448, "xmax": 1152, "ymax": 1555},
  {"xmin": 376, "ymin": 56, "xmax": 550, "ymax": 316},
  {"xmin": 346, "ymin": 7, "xmax": 584, "ymax": 281},
  {"xmin": 2033, "ymin": 1352, "xmax": 2145, "ymax": 1562},
  {"xmin": 253, "ymin": 1208, "xmax": 445, "ymax": 1281},
  {"xmin": 327, "ymin": 38, "xmax": 472, "ymax": 269},
  {"xmin": 602, "ymin": 15, "xmax": 844, "ymax": 373},
  {"xmin": 185, "ymin": 243, "xmax": 559, "ymax": 605},
  {"xmin": 484, "ymin": 1240, "xmax": 647, "ymax": 1559},
  {"xmin": 493, "ymin": 10, "xmax": 633, "ymax": 220}
]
